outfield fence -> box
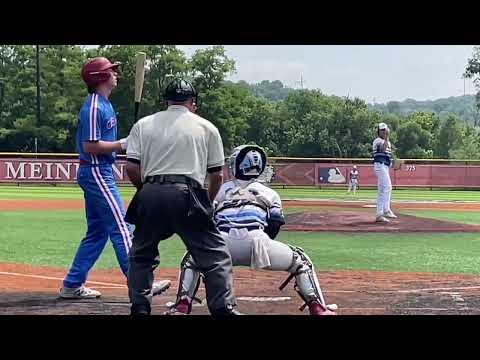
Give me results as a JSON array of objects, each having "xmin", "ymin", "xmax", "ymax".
[{"xmin": 1, "ymin": 153, "xmax": 480, "ymax": 189}]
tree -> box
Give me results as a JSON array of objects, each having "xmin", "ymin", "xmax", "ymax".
[
  {"xmin": 189, "ymin": 46, "xmax": 235, "ymax": 93},
  {"xmin": 0, "ymin": 46, "xmax": 41, "ymax": 151},
  {"xmin": 436, "ymin": 115, "xmax": 463, "ymax": 158},
  {"xmin": 449, "ymin": 133, "xmax": 480, "ymax": 159},
  {"xmin": 248, "ymin": 80, "xmax": 294, "ymax": 101},
  {"xmin": 396, "ymin": 120, "xmax": 432, "ymax": 158},
  {"xmin": 39, "ymin": 45, "xmax": 88, "ymax": 152}
]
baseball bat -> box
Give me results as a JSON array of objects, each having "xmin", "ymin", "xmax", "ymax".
[{"xmin": 134, "ymin": 52, "xmax": 147, "ymax": 122}]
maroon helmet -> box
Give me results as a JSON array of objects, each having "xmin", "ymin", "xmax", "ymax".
[{"xmin": 81, "ymin": 57, "xmax": 120, "ymax": 87}]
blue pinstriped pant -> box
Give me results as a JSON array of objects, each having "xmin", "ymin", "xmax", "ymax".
[{"xmin": 63, "ymin": 165, "xmax": 132, "ymax": 288}]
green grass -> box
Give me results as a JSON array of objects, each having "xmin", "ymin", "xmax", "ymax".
[
  {"xmin": 279, "ymin": 231, "xmax": 480, "ymax": 274},
  {"xmin": 275, "ymin": 188, "xmax": 480, "ymax": 202},
  {"xmin": 1, "ymin": 185, "xmax": 480, "ymax": 202},
  {"xmin": 2, "ymin": 209, "xmax": 480, "ymax": 275},
  {"xmin": 399, "ymin": 210, "xmax": 480, "ymax": 226},
  {"xmin": 0, "ymin": 210, "xmax": 188, "ymax": 269},
  {"xmin": 2, "ymin": 185, "xmax": 480, "ymax": 275}
]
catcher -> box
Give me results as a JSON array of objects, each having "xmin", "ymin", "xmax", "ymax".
[{"xmin": 166, "ymin": 145, "xmax": 337, "ymax": 315}]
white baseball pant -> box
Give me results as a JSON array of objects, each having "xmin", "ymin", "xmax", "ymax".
[{"xmin": 374, "ymin": 162, "xmax": 392, "ymax": 217}]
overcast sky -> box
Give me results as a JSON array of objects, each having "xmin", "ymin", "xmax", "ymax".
[{"xmin": 177, "ymin": 45, "xmax": 477, "ymax": 104}]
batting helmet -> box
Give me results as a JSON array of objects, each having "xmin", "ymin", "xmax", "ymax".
[
  {"xmin": 81, "ymin": 57, "xmax": 120, "ymax": 87},
  {"xmin": 164, "ymin": 79, "xmax": 198, "ymax": 103},
  {"xmin": 229, "ymin": 145, "xmax": 267, "ymax": 181}
]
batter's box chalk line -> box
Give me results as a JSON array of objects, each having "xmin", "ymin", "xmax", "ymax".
[
  {"xmin": 237, "ymin": 296, "xmax": 292, "ymax": 302},
  {"xmin": 165, "ymin": 296, "xmax": 292, "ymax": 308},
  {"xmin": 0, "ymin": 271, "xmax": 126, "ymax": 288}
]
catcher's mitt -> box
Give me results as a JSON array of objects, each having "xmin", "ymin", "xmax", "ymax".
[{"xmin": 392, "ymin": 159, "xmax": 404, "ymax": 170}]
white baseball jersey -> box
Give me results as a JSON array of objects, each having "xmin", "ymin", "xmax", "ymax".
[{"xmin": 127, "ymin": 105, "xmax": 225, "ymax": 185}]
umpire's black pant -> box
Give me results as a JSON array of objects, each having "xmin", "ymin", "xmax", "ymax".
[{"xmin": 126, "ymin": 181, "xmax": 236, "ymax": 315}]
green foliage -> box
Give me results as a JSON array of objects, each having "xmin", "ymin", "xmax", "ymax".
[
  {"xmin": 436, "ymin": 115, "xmax": 463, "ymax": 158},
  {"xmin": 370, "ymin": 95, "xmax": 479, "ymax": 125},
  {"xmin": 0, "ymin": 45, "xmax": 476, "ymax": 159},
  {"xmin": 246, "ymin": 80, "xmax": 294, "ymax": 101},
  {"xmin": 449, "ymin": 133, "xmax": 480, "ymax": 159}
]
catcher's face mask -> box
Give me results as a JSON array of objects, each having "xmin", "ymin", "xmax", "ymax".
[{"xmin": 229, "ymin": 145, "xmax": 267, "ymax": 181}]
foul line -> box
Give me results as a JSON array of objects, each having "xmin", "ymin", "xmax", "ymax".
[
  {"xmin": 0, "ymin": 271, "xmax": 126, "ymax": 288},
  {"xmin": 327, "ymin": 285, "xmax": 480, "ymax": 294},
  {"xmin": 396, "ymin": 286, "xmax": 480, "ymax": 293},
  {"xmin": 338, "ymin": 307, "xmax": 469, "ymax": 311},
  {"xmin": 1, "ymin": 271, "xmax": 480, "ymax": 296}
]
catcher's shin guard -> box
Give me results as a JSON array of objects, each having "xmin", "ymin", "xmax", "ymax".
[
  {"xmin": 279, "ymin": 245, "xmax": 337, "ymax": 314},
  {"xmin": 172, "ymin": 252, "xmax": 203, "ymax": 314}
]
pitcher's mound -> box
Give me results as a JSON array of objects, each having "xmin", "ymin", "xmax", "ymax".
[{"xmin": 284, "ymin": 211, "xmax": 480, "ymax": 233}]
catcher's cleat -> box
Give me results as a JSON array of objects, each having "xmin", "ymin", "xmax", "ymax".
[
  {"xmin": 164, "ymin": 297, "xmax": 192, "ymax": 315},
  {"xmin": 375, "ymin": 215, "xmax": 390, "ymax": 224},
  {"xmin": 308, "ymin": 300, "xmax": 337, "ymax": 316},
  {"xmin": 152, "ymin": 280, "xmax": 171, "ymax": 297},
  {"xmin": 59, "ymin": 285, "xmax": 101, "ymax": 299},
  {"xmin": 383, "ymin": 210, "xmax": 397, "ymax": 219}
]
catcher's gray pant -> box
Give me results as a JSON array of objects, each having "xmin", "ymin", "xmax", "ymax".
[
  {"xmin": 126, "ymin": 182, "xmax": 236, "ymax": 315},
  {"xmin": 177, "ymin": 229, "xmax": 322, "ymax": 305}
]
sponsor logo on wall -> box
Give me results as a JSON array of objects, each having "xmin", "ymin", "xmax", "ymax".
[{"xmin": 318, "ymin": 167, "xmax": 346, "ymax": 184}]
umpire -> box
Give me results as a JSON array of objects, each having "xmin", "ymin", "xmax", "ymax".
[{"xmin": 125, "ymin": 79, "xmax": 238, "ymax": 315}]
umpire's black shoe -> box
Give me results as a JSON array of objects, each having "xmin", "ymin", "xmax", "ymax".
[
  {"xmin": 212, "ymin": 305, "xmax": 244, "ymax": 316},
  {"xmin": 130, "ymin": 304, "xmax": 151, "ymax": 316}
]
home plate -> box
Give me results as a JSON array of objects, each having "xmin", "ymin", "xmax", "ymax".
[
  {"xmin": 237, "ymin": 296, "xmax": 291, "ymax": 302},
  {"xmin": 165, "ymin": 301, "xmax": 206, "ymax": 308},
  {"xmin": 362, "ymin": 205, "xmax": 376, "ymax": 208}
]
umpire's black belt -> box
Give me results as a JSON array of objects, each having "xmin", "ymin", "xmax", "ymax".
[{"xmin": 144, "ymin": 174, "xmax": 202, "ymax": 189}]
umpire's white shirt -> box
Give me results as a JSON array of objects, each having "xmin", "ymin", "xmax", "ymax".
[{"xmin": 126, "ymin": 105, "xmax": 225, "ymax": 185}]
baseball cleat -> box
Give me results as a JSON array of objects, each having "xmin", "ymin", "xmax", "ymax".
[
  {"xmin": 308, "ymin": 300, "xmax": 337, "ymax": 315},
  {"xmin": 59, "ymin": 285, "xmax": 101, "ymax": 299},
  {"xmin": 384, "ymin": 210, "xmax": 398, "ymax": 219},
  {"xmin": 164, "ymin": 297, "xmax": 192, "ymax": 315},
  {"xmin": 375, "ymin": 215, "xmax": 390, "ymax": 223},
  {"xmin": 152, "ymin": 279, "xmax": 171, "ymax": 297}
]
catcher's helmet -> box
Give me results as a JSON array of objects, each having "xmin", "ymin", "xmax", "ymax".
[
  {"xmin": 81, "ymin": 57, "xmax": 120, "ymax": 87},
  {"xmin": 164, "ymin": 78, "xmax": 198, "ymax": 103},
  {"xmin": 229, "ymin": 145, "xmax": 267, "ymax": 181}
]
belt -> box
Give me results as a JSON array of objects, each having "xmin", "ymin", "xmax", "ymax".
[
  {"xmin": 144, "ymin": 174, "xmax": 202, "ymax": 189},
  {"xmin": 218, "ymin": 224, "xmax": 264, "ymax": 233}
]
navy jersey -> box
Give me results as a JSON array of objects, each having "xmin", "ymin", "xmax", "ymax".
[
  {"xmin": 76, "ymin": 93, "xmax": 118, "ymax": 165},
  {"xmin": 372, "ymin": 137, "xmax": 392, "ymax": 166}
]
